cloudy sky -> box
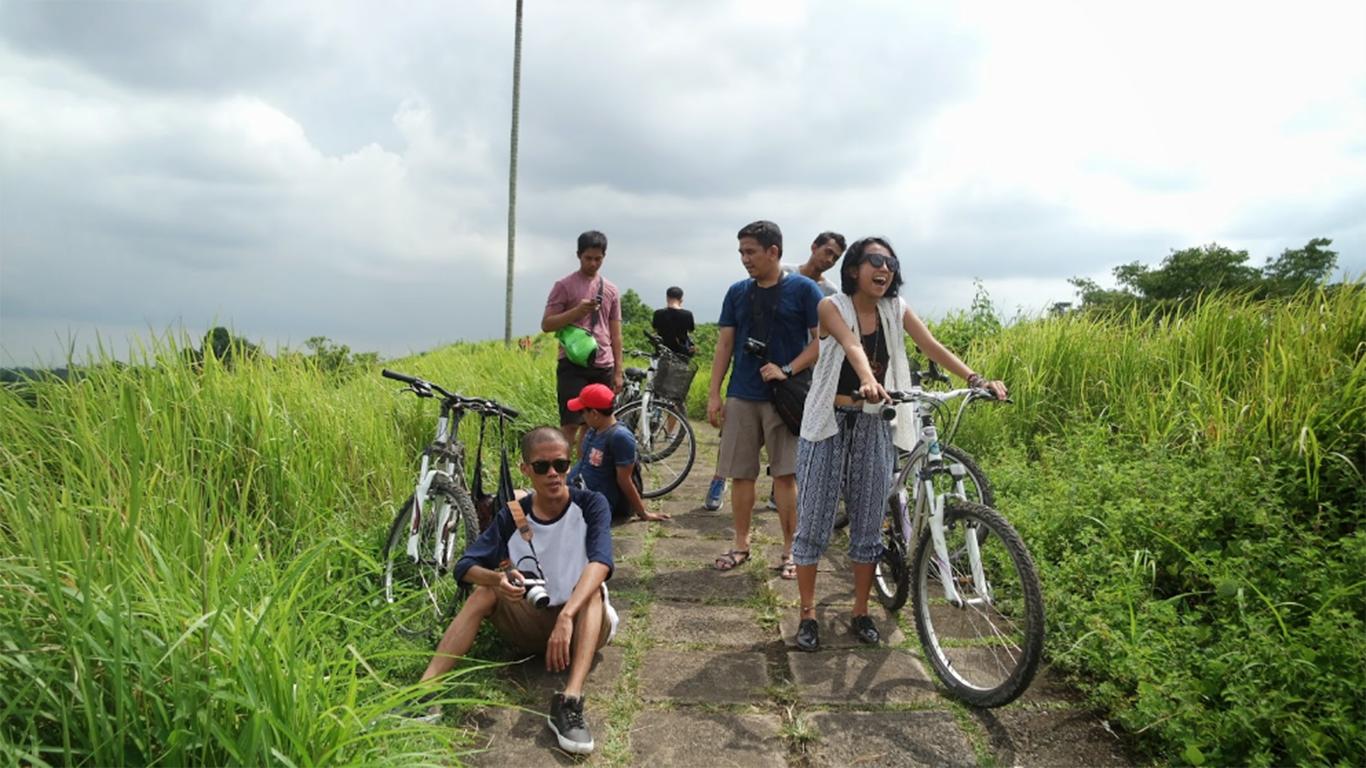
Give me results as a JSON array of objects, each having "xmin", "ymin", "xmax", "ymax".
[{"xmin": 2, "ymin": 0, "xmax": 1363, "ymax": 366}]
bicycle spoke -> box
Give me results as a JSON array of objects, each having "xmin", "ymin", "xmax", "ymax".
[{"xmin": 913, "ymin": 501, "xmax": 1043, "ymax": 707}]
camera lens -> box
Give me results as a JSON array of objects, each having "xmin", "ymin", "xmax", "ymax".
[{"xmin": 527, "ymin": 585, "xmax": 550, "ymax": 609}]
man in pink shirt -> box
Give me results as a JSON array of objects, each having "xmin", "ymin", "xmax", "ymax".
[{"xmin": 541, "ymin": 230, "xmax": 623, "ymax": 454}]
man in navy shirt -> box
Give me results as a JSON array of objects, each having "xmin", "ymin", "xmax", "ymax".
[
  {"xmin": 415, "ymin": 427, "xmax": 616, "ymax": 755},
  {"xmin": 706, "ymin": 220, "xmax": 823, "ymax": 580},
  {"xmin": 567, "ymin": 383, "xmax": 670, "ymax": 524}
]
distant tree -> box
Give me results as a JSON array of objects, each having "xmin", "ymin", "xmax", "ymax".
[
  {"xmin": 619, "ymin": 289, "xmax": 656, "ymax": 355},
  {"xmin": 1261, "ymin": 237, "xmax": 1338, "ymax": 297},
  {"xmin": 1115, "ymin": 243, "xmax": 1259, "ymax": 302},
  {"xmin": 620, "ymin": 289, "xmax": 653, "ymax": 326},
  {"xmin": 304, "ymin": 336, "xmax": 377, "ymax": 379},
  {"xmin": 1070, "ymin": 237, "xmax": 1340, "ymax": 312},
  {"xmin": 200, "ymin": 327, "xmax": 259, "ymax": 366}
]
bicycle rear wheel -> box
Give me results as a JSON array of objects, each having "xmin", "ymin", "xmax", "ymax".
[
  {"xmin": 873, "ymin": 499, "xmax": 910, "ymax": 611},
  {"xmin": 616, "ymin": 400, "xmax": 696, "ymax": 498},
  {"xmin": 911, "ymin": 500, "xmax": 1044, "ymax": 708},
  {"xmin": 381, "ymin": 486, "xmax": 478, "ymax": 637}
]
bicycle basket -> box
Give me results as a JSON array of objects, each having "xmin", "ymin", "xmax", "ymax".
[{"xmin": 654, "ymin": 351, "xmax": 697, "ymax": 404}]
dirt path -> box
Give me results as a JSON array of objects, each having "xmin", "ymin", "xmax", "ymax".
[{"xmin": 463, "ymin": 422, "xmax": 1133, "ymax": 766}]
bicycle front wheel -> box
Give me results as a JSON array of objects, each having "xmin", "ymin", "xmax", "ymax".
[
  {"xmin": 911, "ymin": 500, "xmax": 1044, "ymax": 708},
  {"xmin": 381, "ymin": 487, "xmax": 478, "ymax": 637},
  {"xmin": 615, "ymin": 400, "xmax": 696, "ymax": 498}
]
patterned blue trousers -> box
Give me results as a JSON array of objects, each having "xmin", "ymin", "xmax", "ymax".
[{"xmin": 792, "ymin": 408, "xmax": 896, "ymax": 565}]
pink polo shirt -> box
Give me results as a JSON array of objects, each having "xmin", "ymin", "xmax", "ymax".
[{"xmin": 545, "ymin": 271, "xmax": 620, "ymax": 369}]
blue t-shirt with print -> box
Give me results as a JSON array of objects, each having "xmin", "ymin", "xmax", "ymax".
[
  {"xmin": 718, "ymin": 272, "xmax": 823, "ymax": 401},
  {"xmin": 569, "ymin": 425, "xmax": 638, "ymax": 521}
]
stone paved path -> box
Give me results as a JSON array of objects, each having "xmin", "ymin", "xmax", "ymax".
[{"xmin": 462, "ymin": 422, "xmax": 1133, "ymax": 766}]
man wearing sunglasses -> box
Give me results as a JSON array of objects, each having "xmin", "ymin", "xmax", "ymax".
[
  {"xmin": 566, "ymin": 383, "xmax": 671, "ymax": 524},
  {"xmin": 415, "ymin": 426, "xmax": 617, "ymax": 755},
  {"xmin": 708, "ymin": 220, "xmax": 823, "ymax": 580}
]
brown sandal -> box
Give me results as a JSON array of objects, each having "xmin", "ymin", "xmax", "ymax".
[
  {"xmin": 713, "ymin": 549, "xmax": 751, "ymax": 571},
  {"xmin": 780, "ymin": 558, "xmax": 797, "ymax": 580}
]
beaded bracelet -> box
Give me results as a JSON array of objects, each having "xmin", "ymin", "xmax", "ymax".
[{"xmin": 967, "ymin": 373, "xmax": 986, "ymax": 389}]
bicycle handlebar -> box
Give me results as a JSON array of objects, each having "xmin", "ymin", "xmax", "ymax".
[
  {"xmin": 381, "ymin": 369, "xmax": 521, "ymax": 418},
  {"xmin": 848, "ymin": 387, "xmax": 1011, "ymax": 405}
]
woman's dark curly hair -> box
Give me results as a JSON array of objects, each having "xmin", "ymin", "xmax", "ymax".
[{"xmin": 840, "ymin": 237, "xmax": 903, "ymax": 298}]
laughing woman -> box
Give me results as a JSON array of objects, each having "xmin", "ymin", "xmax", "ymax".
[{"xmin": 790, "ymin": 237, "xmax": 1007, "ymax": 651}]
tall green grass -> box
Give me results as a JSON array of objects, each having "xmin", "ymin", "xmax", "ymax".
[
  {"xmin": 966, "ymin": 286, "xmax": 1365, "ymax": 503},
  {"xmin": 955, "ymin": 285, "xmax": 1365, "ymax": 765},
  {"xmin": 0, "ymin": 338, "xmax": 561, "ymax": 766}
]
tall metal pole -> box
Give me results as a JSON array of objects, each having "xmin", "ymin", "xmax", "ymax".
[{"xmin": 503, "ymin": 0, "xmax": 524, "ymax": 346}]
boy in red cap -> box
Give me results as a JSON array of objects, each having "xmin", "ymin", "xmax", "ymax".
[{"xmin": 567, "ymin": 383, "xmax": 670, "ymax": 524}]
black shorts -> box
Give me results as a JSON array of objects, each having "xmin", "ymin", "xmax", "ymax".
[{"xmin": 556, "ymin": 358, "xmax": 614, "ymax": 424}]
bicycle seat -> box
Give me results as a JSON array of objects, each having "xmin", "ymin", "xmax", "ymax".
[{"xmin": 625, "ymin": 367, "xmax": 647, "ymax": 382}]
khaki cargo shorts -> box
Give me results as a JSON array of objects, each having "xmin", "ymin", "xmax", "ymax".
[
  {"xmin": 716, "ymin": 397, "xmax": 798, "ymax": 479},
  {"xmin": 490, "ymin": 587, "xmax": 615, "ymax": 654}
]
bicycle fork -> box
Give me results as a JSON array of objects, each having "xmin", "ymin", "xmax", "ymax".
[
  {"xmin": 409, "ymin": 466, "xmax": 458, "ymax": 571},
  {"xmin": 923, "ymin": 478, "xmax": 992, "ymax": 609}
]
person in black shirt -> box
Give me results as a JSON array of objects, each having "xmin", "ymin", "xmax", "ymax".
[{"xmin": 651, "ymin": 286, "xmax": 695, "ymax": 357}]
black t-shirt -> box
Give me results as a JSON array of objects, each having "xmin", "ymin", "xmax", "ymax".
[
  {"xmin": 837, "ymin": 329, "xmax": 890, "ymax": 394},
  {"xmin": 652, "ymin": 307, "xmax": 695, "ymax": 355}
]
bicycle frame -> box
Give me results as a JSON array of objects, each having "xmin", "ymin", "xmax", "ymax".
[
  {"xmin": 621, "ymin": 346, "xmax": 667, "ymax": 454},
  {"xmin": 407, "ymin": 400, "xmax": 467, "ymax": 572},
  {"xmin": 888, "ymin": 386, "xmax": 996, "ymax": 609}
]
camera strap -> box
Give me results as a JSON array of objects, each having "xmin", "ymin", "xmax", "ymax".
[
  {"xmin": 508, "ymin": 500, "xmax": 533, "ymax": 542},
  {"xmin": 748, "ymin": 274, "xmax": 783, "ymax": 362}
]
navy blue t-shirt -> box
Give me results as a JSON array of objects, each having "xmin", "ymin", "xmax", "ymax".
[
  {"xmin": 718, "ymin": 272, "xmax": 823, "ymax": 401},
  {"xmin": 569, "ymin": 424, "xmax": 638, "ymax": 520}
]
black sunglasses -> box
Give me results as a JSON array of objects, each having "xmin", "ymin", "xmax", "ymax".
[
  {"xmin": 865, "ymin": 253, "xmax": 899, "ymax": 271},
  {"xmin": 529, "ymin": 458, "xmax": 572, "ymax": 475}
]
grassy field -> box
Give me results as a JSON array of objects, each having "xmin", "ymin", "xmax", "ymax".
[{"xmin": 2, "ymin": 286, "xmax": 1362, "ymax": 765}]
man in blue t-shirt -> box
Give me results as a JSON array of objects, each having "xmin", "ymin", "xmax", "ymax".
[
  {"xmin": 567, "ymin": 383, "xmax": 671, "ymax": 524},
  {"xmin": 706, "ymin": 220, "xmax": 823, "ymax": 579}
]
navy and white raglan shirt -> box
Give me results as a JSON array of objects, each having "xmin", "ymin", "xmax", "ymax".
[{"xmin": 454, "ymin": 488, "xmax": 618, "ymax": 636}]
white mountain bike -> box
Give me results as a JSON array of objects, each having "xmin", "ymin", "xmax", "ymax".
[
  {"xmin": 867, "ymin": 382, "xmax": 1044, "ymax": 708},
  {"xmin": 379, "ymin": 369, "xmax": 519, "ymax": 637}
]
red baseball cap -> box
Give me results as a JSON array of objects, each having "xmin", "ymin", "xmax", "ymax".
[{"xmin": 567, "ymin": 383, "xmax": 615, "ymax": 412}]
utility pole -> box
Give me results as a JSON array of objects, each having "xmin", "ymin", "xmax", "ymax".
[{"xmin": 503, "ymin": 0, "xmax": 524, "ymax": 346}]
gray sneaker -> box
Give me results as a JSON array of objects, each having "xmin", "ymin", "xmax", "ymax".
[{"xmin": 548, "ymin": 693, "xmax": 594, "ymax": 754}]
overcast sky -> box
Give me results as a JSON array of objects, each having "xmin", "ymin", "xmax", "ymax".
[{"xmin": 2, "ymin": 0, "xmax": 1363, "ymax": 366}]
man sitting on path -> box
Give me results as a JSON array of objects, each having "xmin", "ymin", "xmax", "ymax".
[
  {"xmin": 415, "ymin": 427, "xmax": 617, "ymax": 756},
  {"xmin": 567, "ymin": 383, "xmax": 671, "ymax": 525}
]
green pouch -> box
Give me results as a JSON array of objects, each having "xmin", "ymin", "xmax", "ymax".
[{"xmin": 556, "ymin": 325, "xmax": 599, "ymax": 367}]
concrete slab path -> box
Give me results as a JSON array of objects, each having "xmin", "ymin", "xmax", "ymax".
[{"xmin": 461, "ymin": 420, "xmax": 1133, "ymax": 766}]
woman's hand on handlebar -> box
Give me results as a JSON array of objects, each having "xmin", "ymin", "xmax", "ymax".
[
  {"xmin": 858, "ymin": 380, "xmax": 890, "ymax": 404},
  {"xmin": 981, "ymin": 379, "xmax": 1008, "ymax": 401}
]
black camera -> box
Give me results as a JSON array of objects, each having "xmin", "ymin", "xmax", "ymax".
[
  {"xmin": 742, "ymin": 337, "xmax": 767, "ymax": 357},
  {"xmin": 512, "ymin": 570, "xmax": 551, "ymax": 609}
]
